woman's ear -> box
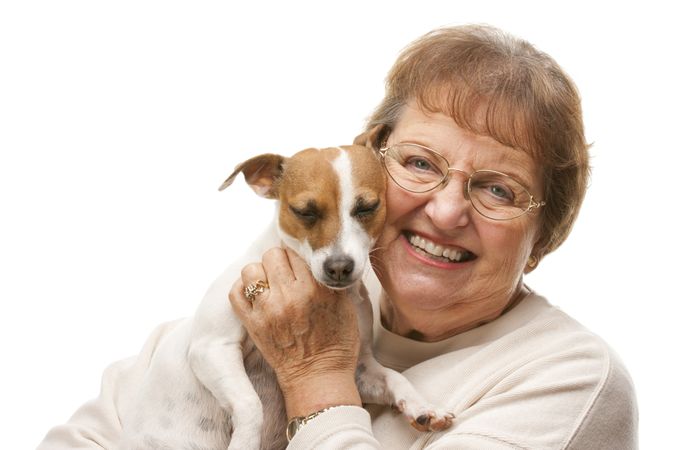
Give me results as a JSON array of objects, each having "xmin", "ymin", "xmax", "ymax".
[
  {"xmin": 524, "ymin": 254, "xmax": 539, "ymax": 273},
  {"xmin": 524, "ymin": 241, "xmax": 547, "ymax": 273}
]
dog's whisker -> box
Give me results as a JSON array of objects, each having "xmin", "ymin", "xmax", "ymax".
[{"xmin": 371, "ymin": 265, "xmax": 384, "ymax": 280}]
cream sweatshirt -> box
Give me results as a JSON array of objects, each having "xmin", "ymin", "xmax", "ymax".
[{"xmin": 37, "ymin": 291, "xmax": 638, "ymax": 449}]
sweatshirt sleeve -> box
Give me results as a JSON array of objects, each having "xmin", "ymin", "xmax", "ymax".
[
  {"xmin": 286, "ymin": 406, "xmax": 382, "ymax": 449},
  {"xmin": 36, "ymin": 320, "xmax": 183, "ymax": 450},
  {"xmin": 36, "ymin": 359, "xmax": 129, "ymax": 449}
]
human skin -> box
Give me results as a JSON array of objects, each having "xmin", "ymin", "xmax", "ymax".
[
  {"xmin": 372, "ymin": 103, "xmax": 543, "ymax": 342},
  {"xmin": 230, "ymin": 248, "xmax": 362, "ymax": 419},
  {"xmin": 229, "ymin": 102, "xmax": 545, "ymax": 418}
]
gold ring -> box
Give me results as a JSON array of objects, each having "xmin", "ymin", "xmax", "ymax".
[{"xmin": 244, "ymin": 280, "xmax": 269, "ymax": 302}]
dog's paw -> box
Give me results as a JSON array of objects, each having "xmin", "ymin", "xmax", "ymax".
[
  {"xmin": 395, "ymin": 400, "xmax": 455, "ymax": 432},
  {"xmin": 410, "ymin": 410, "xmax": 455, "ymax": 432}
]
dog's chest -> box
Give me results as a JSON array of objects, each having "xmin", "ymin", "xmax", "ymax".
[{"xmin": 118, "ymin": 340, "xmax": 287, "ymax": 450}]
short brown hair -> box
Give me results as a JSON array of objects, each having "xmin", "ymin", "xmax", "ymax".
[{"xmin": 366, "ymin": 25, "xmax": 590, "ymax": 257}]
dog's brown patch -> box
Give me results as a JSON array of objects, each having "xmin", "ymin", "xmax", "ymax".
[
  {"xmin": 277, "ymin": 145, "xmax": 385, "ymax": 251},
  {"xmin": 277, "ymin": 148, "xmax": 342, "ymax": 251},
  {"xmin": 344, "ymin": 144, "xmax": 387, "ymax": 239}
]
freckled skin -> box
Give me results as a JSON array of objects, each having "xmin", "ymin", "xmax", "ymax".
[{"xmin": 374, "ymin": 104, "xmax": 542, "ymax": 341}]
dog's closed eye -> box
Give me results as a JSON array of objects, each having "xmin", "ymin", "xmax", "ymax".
[
  {"xmin": 352, "ymin": 198, "xmax": 380, "ymax": 219},
  {"xmin": 290, "ymin": 203, "xmax": 322, "ymax": 226}
]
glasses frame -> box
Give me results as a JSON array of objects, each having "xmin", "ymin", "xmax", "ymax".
[{"xmin": 378, "ymin": 142, "xmax": 546, "ymax": 221}]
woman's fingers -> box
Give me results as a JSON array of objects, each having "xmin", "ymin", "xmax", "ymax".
[
  {"xmin": 262, "ymin": 247, "xmax": 296, "ymax": 289},
  {"xmin": 228, "ymin": 278, "xmax": 246, "ymax": 313},
  {"xmin": 229, "ymin": 246, "xmax": 361, "ymax": 391},
  {"xmin": 261, "ymin": 248, "xmax": 316, "ymax": 306},
  {"xmin": 229, "ymin": 262, "xmax": 269, "ymax": 319},
  {"xmin": 285, "ymin": 247, "xmax": 313, "ymax": 284}
]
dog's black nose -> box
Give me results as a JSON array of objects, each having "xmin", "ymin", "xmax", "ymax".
[{"xmin": 323, "ymin": 256, "xmax": 355, "ymax": 282}]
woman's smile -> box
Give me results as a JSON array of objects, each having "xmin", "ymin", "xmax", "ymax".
[{"xmin": 401, "ymin": 232, "xmax": 476, "ymax": 268}]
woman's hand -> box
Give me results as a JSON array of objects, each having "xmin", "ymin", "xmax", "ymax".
[{"xmin": 229, "ymin": 247, "xmax": 362, "ymax": 417}]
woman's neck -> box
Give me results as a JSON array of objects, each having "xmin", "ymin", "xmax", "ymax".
[{"xmin": 380, "ymin": 283, "xmax": 530, "ymax": 342}]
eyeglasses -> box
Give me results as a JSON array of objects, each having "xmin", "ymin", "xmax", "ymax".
[{"xmin": 379, "ymin": 143, "xmax": 546, "ymax": 221}]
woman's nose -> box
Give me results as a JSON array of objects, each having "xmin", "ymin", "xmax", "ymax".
[{"xmin": 423, "ymin": 176, "xmax": 472, "ymax": 229}]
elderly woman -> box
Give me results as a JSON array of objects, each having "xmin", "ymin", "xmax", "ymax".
[
  {"xmin": 229, "ymin": 25, "xmax": 638, "ymax": 449},
  {"xmin": 38, "ymin": 25, "xmax": 637, "ymax": 449}
]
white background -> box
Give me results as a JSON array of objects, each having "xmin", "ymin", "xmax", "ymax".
[{"xmin": 1, "ymin": 1, "xmax": 672, "ymax": 448}]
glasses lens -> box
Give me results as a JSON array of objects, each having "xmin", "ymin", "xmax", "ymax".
[
  {"xmin": 384, "ymin": 144, "xmax": 447, "ymax": 192},
  {"xmin": 468, "ymin": 171, "xmax": 532, "ymax": 220}
]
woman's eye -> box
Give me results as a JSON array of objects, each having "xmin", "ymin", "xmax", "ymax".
[
  {"xmin": 486, "ymin": 184, "xmax": 514, "ymax": 202},
  {"xmin": 405, "ymin": 157, "xmax": 435, "ymax": 172}
]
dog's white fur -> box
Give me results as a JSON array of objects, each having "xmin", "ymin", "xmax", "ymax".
[{"xmin": 116, "ymin": 145, "xmax": 452, "ymax": 450}]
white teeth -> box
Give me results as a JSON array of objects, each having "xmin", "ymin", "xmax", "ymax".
[
  {"xmin": 407, "ymin": 233, "xmax": 468, "ymax": 262},
  {"xmin": 424, "ymin": 241, "xmax": 438, "ymax": 255}
]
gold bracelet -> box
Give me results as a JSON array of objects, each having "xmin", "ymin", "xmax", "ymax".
[{"xmin": 286, "ymin": 405, "xmax": 350, "ymax": 442}]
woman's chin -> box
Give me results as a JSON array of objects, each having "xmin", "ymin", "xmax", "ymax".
[{"xmin": 374, "ymin": 233, "xmax": 480, "ymax": 308}]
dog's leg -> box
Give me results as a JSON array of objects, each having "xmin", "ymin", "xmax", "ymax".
[
  {"xmin": 356, "ymin": 350, "xmax": 455, "ymax": 432},
  {"xmin": 189, "ymin": 325, "xmax": 263, "ymax": 450},
  {"xmin": 351, "ymin": 284, "xmax": 454, "ymax": 432}
]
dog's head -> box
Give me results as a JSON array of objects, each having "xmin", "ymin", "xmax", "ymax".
[{"xmin": 220, "ymin": 128, "xmax": 386, "ymax": 289}]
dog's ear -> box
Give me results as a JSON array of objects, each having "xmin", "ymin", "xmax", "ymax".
[
  {"xmin": 218, "ymin": 154, "xmax": 285, "ymax": 199},
  {"xmin": 353, "ymin": 124, "xmax": 388, "ymax": 149}
]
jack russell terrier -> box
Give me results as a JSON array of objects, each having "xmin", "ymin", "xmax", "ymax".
[{"xmin": 117, "ymin": 129, "xmax": 454, "ymax": 449}]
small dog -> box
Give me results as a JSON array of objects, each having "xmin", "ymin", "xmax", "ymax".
[{"xmin": 117, "ymin": 129, "xmax": 453, "ymax": 450}]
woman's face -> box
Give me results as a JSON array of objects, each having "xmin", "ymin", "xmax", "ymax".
[{"xmin": 372, "ymin": 103, "xmax": 544, "ymax": 341}]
